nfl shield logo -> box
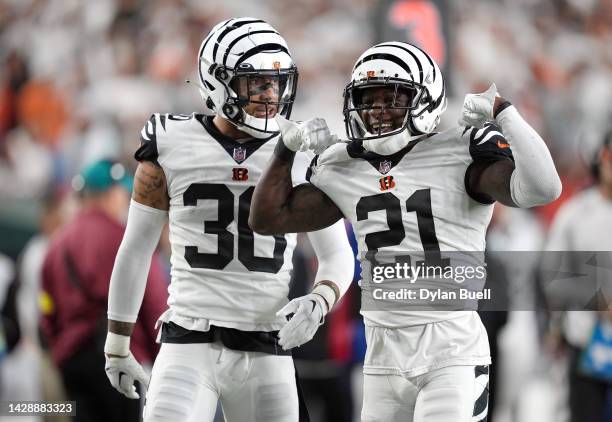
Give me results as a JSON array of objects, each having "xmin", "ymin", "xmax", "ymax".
[
  {"xmin": 379, "ymin": 160, "xmax": 392, "ymax": 174},
  {"xmin": 233, "ymin": 147, "xmax": 247, "ymax": 163}
]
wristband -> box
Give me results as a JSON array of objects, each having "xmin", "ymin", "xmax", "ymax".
[
  {"xmin": 104, "ymin": 332, "xmax": 130, "ymax": 357},
  {"xmin": 312, "ymin": 282, "xmax": 338, "ymax": 313},
  {"xmin": 494, "ymin": 100, "xmax": 513, "ymax": 119}
]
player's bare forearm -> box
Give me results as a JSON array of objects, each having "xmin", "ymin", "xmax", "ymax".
[
  {"xmin": 250, "ymin": 141, "xmax": 295, "ymax": 233},
  {"xmin": 133, "ymin": 161, "xmax": 170, "ymax": 210},
  {"xmin": 250, "ymin": 142, "xmax": 343, "ymax": 234},
  {"xmin": 475, "ymin": 160, "xmax": 518, "ymax": 207},
  {"xmin": 108, "ymin": 319, "xmax": 135, "ymax": 336}
]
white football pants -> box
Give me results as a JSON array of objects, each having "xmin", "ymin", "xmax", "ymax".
[
  {"xmin": 143, "ymin": 342, "xmax": 299, "ymax": 422},
  {"xmin": 361, "ymin": 365, "xmax": 489, "ymax": 422}
]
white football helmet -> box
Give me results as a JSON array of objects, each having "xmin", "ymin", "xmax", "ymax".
[
  {"xmin": 198, "ymin": 17, "xmax": 298, "ymax": 138},
  {"xmin": 343, "ymin": 42, "xmax": 446, "ymax": 144}
]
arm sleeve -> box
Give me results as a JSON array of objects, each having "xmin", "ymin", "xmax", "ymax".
[
  {"xmin": 107, "ymin": 200, "xmax": 168, "ymax": 323},
  {"xmin": 137, "ymin": 254, "xmax": 169, "ymax": 353},
  {"xmin": 306, "ymin": 220, "xmax": 355, "ymax": 304},
  {"xmin": 496, "ymin": 106, "xmax": 562, "ymax": 207}
]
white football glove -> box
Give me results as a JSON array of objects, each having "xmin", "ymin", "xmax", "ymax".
[
  {"xmin": 105, "ymin": 352, "xmax": 149, "ymax": 399},
  {"xmin": 276, "ymin": 293, "xmax": 328, "ymax": 350},
  {"xmin": 275, "ymin": 115, "xmax": 339, "ymax": 154},
  {"xmin": 104, "ymin": 332, "xmax": 148, "ymax": 399},
  {"xmin": 459, "ymin": 83, "xmax": 499, "ymax": 128}
]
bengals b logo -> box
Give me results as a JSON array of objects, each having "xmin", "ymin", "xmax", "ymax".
[
  {"xmin": 232, "ymin": 168, "xmax": 249, "ymax": 181},
  {"xmin": 379, "ymin": 176, "xmax": 395, "ymax": 191}
]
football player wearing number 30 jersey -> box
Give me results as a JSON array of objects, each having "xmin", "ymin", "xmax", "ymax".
[
  {"xmin": 102, "ymin": 17, "xmax": 354, "ymax": 422},
  {"xmin": 250, "ymin": 42, "xmax": 562, "ymax": 422}
]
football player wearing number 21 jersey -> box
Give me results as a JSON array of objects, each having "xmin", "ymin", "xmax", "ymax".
[
  {"xmin": 250, "ymin": 42, "xmax": 562, "ymax": 421},
  {"xmin": 102, "ymin": 17, "xmax": 354, "ymax": 422}
]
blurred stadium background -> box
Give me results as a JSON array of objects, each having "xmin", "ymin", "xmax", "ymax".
[{"xmin": 1, "ymin": 0, "xmax": 611, "ymax": 421}]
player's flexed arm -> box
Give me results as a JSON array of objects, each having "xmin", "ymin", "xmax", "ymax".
[
  {"xmin": 250, "ymin": 117, "xmax": 354, "ymax": 350},
  {"xmin": 461, "ymin": 84, "xmax": 562, "ymax": 207},
  {"xmin": 250, "ymin": 116, "xmax": 344, "ymax": 235},
  {"xmin": 104, "ymin": 160, "xmax": 169, "ymax": 398}
]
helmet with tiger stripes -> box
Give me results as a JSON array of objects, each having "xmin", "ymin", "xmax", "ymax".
[
  {"xmin": 343, "ymin": 42, "xmax": 446, "ymax": 142},
  {"xmin": 198, "ymin": 17, "xmax": 298, "ymax": 138}
]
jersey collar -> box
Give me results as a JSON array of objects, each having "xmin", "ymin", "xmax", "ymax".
[
  {"xmin": 196, "ymin": 114, "xmax": 276, "ymax": 164},
  {"xmin": 346, "ymin": 134, "xmax": 434, "ymax": 174}
]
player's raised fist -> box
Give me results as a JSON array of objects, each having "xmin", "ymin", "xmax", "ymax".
[
  {"xmin": 276, "ymin": 115, "xmax": 339, "ymax": 154},
  {"xmin": 459, "ymin": 83, "xmax": 499, "ymax": 128}
]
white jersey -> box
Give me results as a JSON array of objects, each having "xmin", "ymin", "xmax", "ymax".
[
  {"xmin": 136, "ymin": 113, "xmax": 312, "ymax": 332},
  {"xmin": 545, "ymin": 188, "xmax": 612, "ymax": 348},
  {"xmin": 308, "ymin": 123, "xmax": 513, "ymax": 328},
  {"xmin": 546, "ymin": 187, "xmax": 612, "ymax": 252}
]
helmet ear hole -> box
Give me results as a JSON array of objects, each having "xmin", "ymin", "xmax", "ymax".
[
  {"xmin": 215, "ymin": 68, "xmax": 229, "ymax": 81},
  {"xmin": 206, "ymin": 97, "xmax": 216, "ymax": 111},
  {"xmin": 421, "ymin": 91, "xmax": 430, "ymax": 104},
  {"xmin": 223, "ymin": 104, "xmax": 239, "ymax": 119}
]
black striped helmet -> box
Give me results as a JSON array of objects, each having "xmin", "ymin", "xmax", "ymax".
[
  {"xmin": 198, "ymin": 17, "xmax": 298, "ymax": 138},
  {"xmin": 343, "ymin": 42, "xmax": 446, "ymax": 141}
]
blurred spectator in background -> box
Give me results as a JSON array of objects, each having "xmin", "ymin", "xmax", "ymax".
[
  {"xmin": 484, "ymin": 204, "xmax": 549, "ymax": 422},
  {"xmin": 545, "ymin": 130, "xmax": 612, "ymax": 422},
  {"xmin": 40, "ymin": 159, "xmax": 168, "ymax": 422},
  {"xmin": 0, "ymin": 191, "xmax": 72, "ymax": 422}
]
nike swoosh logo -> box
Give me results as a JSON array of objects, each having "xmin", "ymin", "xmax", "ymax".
[{"xmin": 497, "ymin": 140, "xmax": 510, "ymax": 149}]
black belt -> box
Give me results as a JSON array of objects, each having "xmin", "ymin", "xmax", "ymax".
[{"xmin": 160, "ymin": 322, "xmax": 290, "ymax": 356}]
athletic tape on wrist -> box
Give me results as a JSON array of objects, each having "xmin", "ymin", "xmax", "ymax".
[
  {"xmin": 104, "ymin": 332, "xmax": 130, "ymax": 357},
  {"xmin": 312, "ymin": 282, "xmax": 338, "ymax": 313}
]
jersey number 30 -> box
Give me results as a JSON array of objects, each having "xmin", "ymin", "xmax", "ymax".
[{"xmin": 183, "ymin": 183, "xmax": 287, "ymax": 273}]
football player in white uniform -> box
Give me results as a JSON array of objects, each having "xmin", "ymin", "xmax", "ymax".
[
  {"xmin": 250, "ymin": 42, "xmax": 562, "ymax": 422},
  {"xmin": 102, "ymin": 18, "xmax": 354, "ymax": 422}
]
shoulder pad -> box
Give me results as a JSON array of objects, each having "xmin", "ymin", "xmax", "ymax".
[
  {"xmin": 317, "ymin": 141, "xmax": 352, "ymax": 167},
  {"xmin": 463, "ymin": 122, "xmax": 513, "ymax": 162},
  {"xmin": 135, "ymin": 113, "xmax": 166, "ymax": 164},
  {"xmin": 305, "ymin": 141, "xmax": 352, "ymax": 183},
  {"xmin": 166, "ymin": 113, "xmax": 195, "ymax": 123},
  {"xmin": 140, "ymin": 113, "xmax": 160, "ymax": 144}
]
